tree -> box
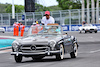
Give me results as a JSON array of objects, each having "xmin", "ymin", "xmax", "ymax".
[
  {"xmin": 5, "ymin": 4, "xmax": 12, "ymax": 13},
  {"xmin": 5, "ymin": 4, "xmax": 24, "ymax": 13},
  {"xmin": 47, "ymin": 6, "xmax": 62, "ymax": 11},
  {"xmin": 15, "ymin": 5, "xmax": 24, "ymax": 13},
  {"xmin": 35, "ymin": 3, "xmax": 51, "ymax": 12},
  {"xmin": 5, "ymin": 3, "xmax": 51, "ymax": 13},
  {"xmin": 56, "ymin": 0, "xmax": 81, "ymax": 10},
  {"xmin": 0, "ymin": 3, "xmax": 62, "ymax": 13},
  {"xmin": 0, "ymin": 3, "xmax": 7, "ymax": 13}
]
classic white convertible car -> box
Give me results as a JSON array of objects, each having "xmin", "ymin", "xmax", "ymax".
[
  {"xmin": 0, "ymin": 27, "xmax": 5, "ymax": 33},
  {"xmin": 79, "ymin": 24, "xmax": 98, "ymax": 33}
]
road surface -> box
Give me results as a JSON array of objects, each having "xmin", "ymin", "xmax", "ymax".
[{"xmin": 0, "ymin": 32, "xmax": 100, "ymax": 67}]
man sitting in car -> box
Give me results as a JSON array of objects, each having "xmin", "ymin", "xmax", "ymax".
[
  {"xmin": 82, "ymin": 20, "xmax": 87, "ymax": 26},
  {"xmin": 41, "ymin": 11, "xmax": 55, "ymax": 25}
]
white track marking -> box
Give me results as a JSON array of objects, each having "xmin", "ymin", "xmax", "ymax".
[
  {"xmin": 90, "ymin": 37, "xmax": 93, "ymax": 38},
  {"xmin": 17, "ymin": 64, "xmax": 31, "ymax": 67},
  {"xmin": 78, "ymin": 49, "xmax": 100, "ymax": 54},
  {"xmin": 0, "ymin": 49, "xmax": 11, "ymax": 54},
  {"xmin": 78, "ymin": 52, "xmax": 89, "ymax": 54},
  {"xmin": 88, "ymin": 36, "xmax": 93, "ymax": 38},
  {"xmin": 90, "ymin": 49, "xmax": 100, "ymax": 53}
]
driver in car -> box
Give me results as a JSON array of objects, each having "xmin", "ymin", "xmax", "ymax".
[
  {"xmin": 41, "ymin": 11, "xmax": 55, "ymax": 25},
  {"xmin": 47, "ymin": 26, "xmax": 61, "ymax": 33},
  {"xmin": 82, "ymin": 20, "xmax": 87, "ymax": 26}
]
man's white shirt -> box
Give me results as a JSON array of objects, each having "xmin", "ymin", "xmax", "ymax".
[{"xmin": 41, "ymin": 16, "xmax": 55, "ymax": 25}]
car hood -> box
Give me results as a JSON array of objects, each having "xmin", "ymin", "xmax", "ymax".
[
  {"xmin": 79, "ymin": 26, "xmax": 97, "ymax": 29},
  {"xmin": 16, "ymin": 35, "xmax": 62, "ymax": 45},
  {"xmin": 85, "ymin": 26, "xmax": 97, "ymax": 29}
]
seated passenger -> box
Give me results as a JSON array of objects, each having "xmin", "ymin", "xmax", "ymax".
[
  {"xmin": 82, "ymin": 20, "xmax": 87, "ymax": 26},
  {"xmin": 41, "ymin": 11, "xmax": 55, "ymax": 25}
]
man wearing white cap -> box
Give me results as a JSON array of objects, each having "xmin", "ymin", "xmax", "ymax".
[
  {"xmin": 41, "ymin": 11, "xmax": 55, "ymax": 25},
  {"xmin": 31, "ymin": 23, "xmax": 36, "ymax": 27}
]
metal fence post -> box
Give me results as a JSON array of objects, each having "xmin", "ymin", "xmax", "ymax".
[
  {"xmin": 68, "ymin": 10, "xmax": 71, "ymax": 31},
  {"xmin": 59, "ymin": 11, "xmax": 63, "ymax": 25},
  {"xmin": 16, "ymin": 13, "xmax": 18, "ymax": 22},
  {"xmin": 1, "ymin": 14, "xmax": 3, "ymax": 26},
  {"xmin": 25, "ymin": 13, "xmax": 27, "ymax": 26},
  {"xmin": 87, "ymin": 9, "xmax": 90, "ymax": 24},
  {"xmin": 33, "ymin": 13, "xmax": 35, "ymax": 22},
  {"xmin": 9, "ymin": 14, "xmax": 10, "ymax": 26},
  {"xmin": 51, "ymin": 12, "xmax": 53, "ymax": 17},
  {"xmin": 96, "ymin": 8, "xmax": 99, "ymax": 24},
  {"xmin": 78, "ymin": 9, "xmax": 81, "ymax": 25},
  {"xmin": 41, "ymin": 12, "xmax": 43, "ymax": 18},
  {"xmin": 0, "ymin": 14, "xmax": 1, "ymax": 25},
  {"xmin": 98, "ymin": 9, "xmax": 100, "ymax": 24}
]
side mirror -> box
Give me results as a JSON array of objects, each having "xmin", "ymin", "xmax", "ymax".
[
  {"xmin": 63, "ymin": 32, "xmax": 68, "ymax": 35},
  {"xmin": 64, "ymin": 33, "xmax": 68, "ymax": 35},
  {"xmin": 65, "ymin": 33, "xmax": 68, "ymax": 35}
]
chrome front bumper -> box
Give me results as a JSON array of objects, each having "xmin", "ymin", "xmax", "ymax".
[{"xmin": 11, "ymin": 50, "xmax": 60, "ymax": 56}]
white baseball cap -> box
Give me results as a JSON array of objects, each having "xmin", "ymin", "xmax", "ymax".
[
  {"xmin": 33, "ymin": 23, "xmax": 36, "ymax": 25},
  {"xmin": 16, "ymin": 22, "xmax": 19, "ymax": 24}
]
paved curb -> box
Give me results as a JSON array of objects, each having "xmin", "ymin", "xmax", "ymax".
[
  {"xmin": 0, "ymin": 36, "xmax": 21, "ymax": 51},
  {"xmin": 78, "ymin": 41, "xmax": 100, "ymax": 44},
  {"xmin": 0, "ymin": 35, "xmax": 100, "ymax": 50},
  {"xmin": 0, "ymin": 46, "xmax": 12, "ymax": 51},
  {"xmin": 0, "ymin": 36, "xmax": 21, "ymax": 39}
]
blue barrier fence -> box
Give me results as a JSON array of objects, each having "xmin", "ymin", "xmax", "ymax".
[
  {"xmin": 62, "ymin": 24, "xmax": 100, "ymax": 31},
  {"xmin": 2, "ymin": 24, "xmax": 100, "ymax": 32}
]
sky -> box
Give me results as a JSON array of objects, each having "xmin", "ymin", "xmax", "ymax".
[{"xmin": 0, "ymin": 0, "xmax": 58, "ymax": 7}]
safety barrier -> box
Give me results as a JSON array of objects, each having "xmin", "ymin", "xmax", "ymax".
[
  {"xmin": 62, "ymin": 24, "xmax": 100, "ymax": 31},
  {"xmin": 2, "ymin": 24, "xmax": 100, "ymax": 32}
]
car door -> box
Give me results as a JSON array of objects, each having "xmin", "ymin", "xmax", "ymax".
[{"xmin": 63, "ymin": 36, "xmax": 73, "ymax": 53}]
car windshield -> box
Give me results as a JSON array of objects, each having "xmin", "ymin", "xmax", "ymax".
[
  {"xmin": 28, "ymin": 25, "xmax": 62, "ymax": 36},
  {"xmin": 84, "ymin": 24, "xmax": 93, "ymax": 26}
]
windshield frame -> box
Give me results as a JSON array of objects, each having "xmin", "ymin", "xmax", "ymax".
[
  {"xmin": 84, "ymin": 24, "xmax": 93, "ymax": 26},
  {"xmin": 27, "ymin": 25, "xmax": 63, "ymax": 36}
]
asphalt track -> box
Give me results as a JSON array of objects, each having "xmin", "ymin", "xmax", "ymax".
[
  {"xmin": 0, "ymin": 31, "xmax": 100, "ymax": 43},
  {"xmin": 0, "ymin": 32, "xmax": 100, "ymax": 67}
]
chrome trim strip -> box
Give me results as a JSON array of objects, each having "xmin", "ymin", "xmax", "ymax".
[{"xmin": 11, "ymin": 50, "xmax": 60, "ymax": 55}]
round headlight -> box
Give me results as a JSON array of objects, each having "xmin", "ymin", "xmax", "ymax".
[
  {"xmin": 49, "ymin": 40, "xmax": 56, "ymax": 48},
  {"xmin": 12, "ymin": 43, "xmax": 18, "ymax": 51},
  {"xmin": 12, "ymin": 43, "xmax": 18, "ymax": 48}
]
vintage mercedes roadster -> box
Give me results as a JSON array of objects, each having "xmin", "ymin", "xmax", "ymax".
[
  {"xmin": 11, "ymin": 25, "xmax": 79, "ymax": 62},
  {"xmin": 79, "ymin": 24, "xmax": 98, "ymax": 33}
]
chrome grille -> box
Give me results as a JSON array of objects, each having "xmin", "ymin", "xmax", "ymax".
[
  {"xmin": 90, "ymin": 29, "xmax": 94, "ymax": 30},
  {"xmin": 20, "ymin": 44, "xmax": 49, "ymax": 53}
]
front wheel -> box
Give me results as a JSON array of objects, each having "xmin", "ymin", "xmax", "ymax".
[
  {"xmin": 79, "ymin": 31, "xmax": 82, "ymax": 33},
  {"xmin": 2, "ymin": 31, "xmax": 4, "ymax": 33},
  {"xmin": 56, "ymin": 44, "xmax": 64, "ymax": 60},
  {"xmin": 70, "ymin": 43, "xmax": 78, "ymax": 58},
  {"xmin": 85, "ymin": 31, "xmax": 87, "ymax": 33},
  {"xmin": 94, "ymin": 31, "xmax": 97, "ymax": 33},
  {"xmin": 14, "ymin": 55, "xmax": 22, "ymax": 63}
]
